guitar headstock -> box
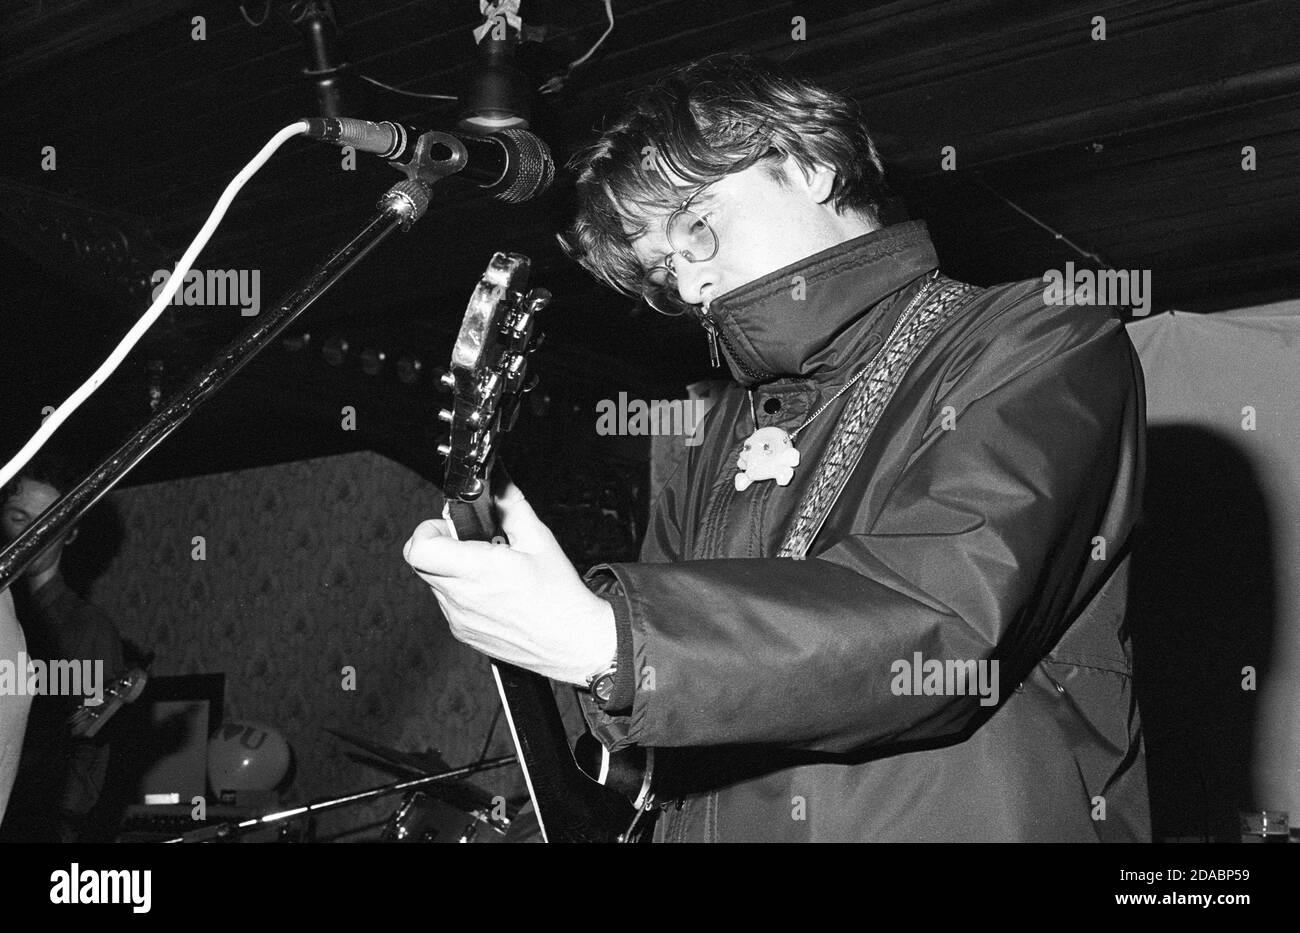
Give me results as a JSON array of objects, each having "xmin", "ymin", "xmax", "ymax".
[
  {"xmin": 68, "ymin": 667, "xmax": 148, "ymax": 738},
  {"xmin": 438, "ymin": 252, "xmax": 548, "ymax": 501}
]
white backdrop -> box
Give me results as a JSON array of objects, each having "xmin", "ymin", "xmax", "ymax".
[{"xmin": 1128, "ymin": 300, "xmax": 1300, "ymax": 827}]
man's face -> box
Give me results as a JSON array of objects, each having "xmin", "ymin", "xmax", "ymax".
[
  {"xmin": 628, "ymin": 155, "xmax": 864, "ymax": 311},
  {"xmin": 2, "ymin": 478, "xmax": 71, "ymax": 579}
]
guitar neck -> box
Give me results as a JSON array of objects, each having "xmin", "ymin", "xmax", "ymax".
[{"xmin": 435, "ymin": 252, "xmax": 643, "ymax": 842}]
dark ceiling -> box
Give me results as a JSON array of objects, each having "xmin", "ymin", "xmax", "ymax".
[{"xmin": 2, "ymin": 0, "xmax": 1298, "ymax": 486}]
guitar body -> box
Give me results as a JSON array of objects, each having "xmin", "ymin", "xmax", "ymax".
[{"xmin": 439, "ymin": 253, "xmax": 655, "ymax": 843}]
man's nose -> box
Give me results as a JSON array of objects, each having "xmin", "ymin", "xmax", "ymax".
[{"xmin": 674, "ymin": 258, "xmax": 718, "ymax": 308}]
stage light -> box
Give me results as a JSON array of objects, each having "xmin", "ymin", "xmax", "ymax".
[
  {"xmin": 359, "ymin": 347, "xmax": 386, "ymax": 376},
  {"xmin": 395, "ymin": 355, "xmax": 424, "ymax": 385},
  {"xmin": 322, "ymin": 335, "xmax": 349, "ymax": 366},
  {"xmin": 458, "ymin": 33, "xmax": 531, "ymax": 131},
  {"xmin": 282, "ymin": 332, "xmax": 311, "ymax": 352}
]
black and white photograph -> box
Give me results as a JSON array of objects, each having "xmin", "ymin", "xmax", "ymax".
[{"xmin": 0, "ymin": 0, "xmax": 1297, "ymax": 907}]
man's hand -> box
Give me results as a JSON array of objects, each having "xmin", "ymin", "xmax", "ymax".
[{"xmin": 403, "ymin": 483, "xmax": 617, "ymax": 686}]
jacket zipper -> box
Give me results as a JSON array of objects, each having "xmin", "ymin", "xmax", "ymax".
[
  {"xmin": 700, "ymin": 317, "xmax": 721, "ymax": 368},
  {"xmin": 701, "ymin": 314, "xmax": 768, "ymax": 382}
]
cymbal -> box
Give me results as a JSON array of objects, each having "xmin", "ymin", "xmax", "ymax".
[
  {"xmin": 325, "ymin": 727, "xmax": 452, "ymax": 775},
  {"xmin": 325, "ymin": 728, "xmax": 512, "ymax": 814}
]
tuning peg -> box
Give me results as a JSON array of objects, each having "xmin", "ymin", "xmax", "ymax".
[
  {"xmin": 436, "ymin": 442, "xmax": 452, "ymax": 458},
  {"xmin": 437, "ymin": 369, "xmax": 455, "ymax": 390},
  {"xmin": 509, "ymin": 310, "xmax": 531, "ymax": 338},
  {"xmin": 525, "ymin": 287, "xmax": 551, "ymax": 312},
  {"xmin": 438, "ymin": 408, "xmax": 453, "ymax": 423}
]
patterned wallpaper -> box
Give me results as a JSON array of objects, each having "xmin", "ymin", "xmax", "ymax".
[{"xmin": 85, "ymin": 450, "xmax": 586, "ymax": 841}]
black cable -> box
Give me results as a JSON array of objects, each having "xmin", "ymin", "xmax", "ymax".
[
  {"xmin": 971, "ymin": 174, "xmax": 1111, "ymax": 267},
  {"xmin": 474, "ymin": 703, "xmax": 503, "ymax": 767},
  {"xmin": 358, "ymin": 73, "xmax": 458, "ymax": 101}
]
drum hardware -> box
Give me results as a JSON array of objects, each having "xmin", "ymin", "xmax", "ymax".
[
  {"xmin": 158, "ymin": 754, "xmax": 517, "ymax": 842},
  {"xmin": 381, "ymin": 790, "xmax": 511, "ymax": 844}
]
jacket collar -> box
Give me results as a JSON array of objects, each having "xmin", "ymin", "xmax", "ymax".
[{"xmin": 703, "ymin": 220, "xmax": 939, "ymax": 387}]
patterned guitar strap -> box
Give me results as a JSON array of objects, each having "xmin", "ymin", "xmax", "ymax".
[{"xmin": 778, "ymin": 272, "xmax": 983, "ymax": 559}]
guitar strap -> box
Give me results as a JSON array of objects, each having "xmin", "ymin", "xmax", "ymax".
[{"xmin": 778, "ymin": 274, "xmax": 982, "ymax": 559}]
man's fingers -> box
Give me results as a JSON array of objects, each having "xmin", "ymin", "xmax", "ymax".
[
  {"xmin": 495, "ymin": 482, "xmax": 553, "ymax": 552},
  {"xmin": 403, "ymin": 518, "xmax": 451, "ymax": 557},
  {"xmin": 416, "ymin": 518, "xmax": 454, "ymax": 538},
  {"xmin": 495, "ymin": 481, "xmax": 526, "ymax": 509},
  {"xmin": 404, "ymin": 520, "xmax": 486, "ymax": 576}
]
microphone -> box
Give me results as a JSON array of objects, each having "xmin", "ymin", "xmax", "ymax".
[{"xmin": 302, "ymin": 117, "xmax": 555, "ymax": 203}]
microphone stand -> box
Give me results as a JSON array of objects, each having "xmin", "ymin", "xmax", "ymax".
[
  {"xmin": 161, "ymin": 753, "xmax": 519, "ymax": 843},
  {"xmin": 0, "ymin": 178, "xmax": 432, "ymax": 589}
]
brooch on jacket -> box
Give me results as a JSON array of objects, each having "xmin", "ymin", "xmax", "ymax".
[
  {"xmin": 735, "ymin": 427, "xmax": 800, "ymax": 491},
  {"xmin": 734, "ymin": 364, "xmax": 871, "ymax": 492}
]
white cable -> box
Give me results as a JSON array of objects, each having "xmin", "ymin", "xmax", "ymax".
[
  {"xmin": 540, "ymin": 0, "xmax": 615, "ymax": 94},
  {"xmin": 568, "ymin": 0, "xmax": 615, "ymax": 69},
  {"xmin": 0, "ymin": 121, "xmax": 311, "ymax": 492}
]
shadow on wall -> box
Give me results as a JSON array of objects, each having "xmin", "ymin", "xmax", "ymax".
[{"xmin": 1128, "ymin": 424, "xmax": 1277, "ymax": 841}]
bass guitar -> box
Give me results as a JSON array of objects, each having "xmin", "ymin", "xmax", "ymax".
[{"xmin": 68, "ymin": 667, "xmax": 148, "ymax": 738}]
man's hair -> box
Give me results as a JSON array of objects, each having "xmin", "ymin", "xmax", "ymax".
[
  {"xmin": 1, "ymin": 451, "xmax": 80, "ymax": 505},
  {"xmin": 558, "ymin": 53, "xmax": 890, "ymax": 297}
]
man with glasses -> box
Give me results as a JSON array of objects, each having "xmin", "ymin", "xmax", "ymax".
[{"xmin": 404, "ymin": 54, "xmax": 1149, "ymax": 842}]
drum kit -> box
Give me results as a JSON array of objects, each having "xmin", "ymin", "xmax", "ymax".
[
  {"xmin": 159, "ymin": 727, "xmax": 538, "ymax": 843},
  {"xmin": 327, "ymin": 728, "xmax": 541, "ymax": 844},
  {"xmin": 382, "ymin": 790, "xmax": 509, "ymax": 844}
]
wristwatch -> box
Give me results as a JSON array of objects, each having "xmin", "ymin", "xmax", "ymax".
[{"xmin": 585, "ymin": 661, "xmax": 619, "ymax": 709}]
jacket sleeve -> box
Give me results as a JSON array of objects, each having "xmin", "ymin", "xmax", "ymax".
[
  {"xmin": 581, "ymin": 306, "xmax": 1143, "ymax": 754},
  {"xmin": 579, "ymin": 399, "xmax": 734, "ymax": 728}
]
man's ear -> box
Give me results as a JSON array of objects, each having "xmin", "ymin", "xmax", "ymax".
[
  {"xmin": 806, "ymin": 162, "xmax": 838, "ymax": 204},
  {"xmin": 785, "ymin": 157, "xmax": 837, "ymax": 205}
]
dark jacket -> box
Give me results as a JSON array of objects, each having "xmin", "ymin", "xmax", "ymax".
[{"xmin": 581, "ymin": 220, "xmax": 1150, "ymax": 842}]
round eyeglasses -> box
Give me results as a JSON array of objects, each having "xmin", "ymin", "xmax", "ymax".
[{"xmin": 640, "ymin": 185, "xmax": 719, "ymax": 316}]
